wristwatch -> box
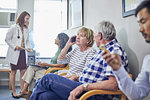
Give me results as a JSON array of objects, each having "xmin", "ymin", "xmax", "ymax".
[{"xmin": 82, "ymin": 83, "xmax": 89, "ymax": 91}]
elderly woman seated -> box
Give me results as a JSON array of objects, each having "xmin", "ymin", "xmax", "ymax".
[{"xmin": 57, "ymin": 27, "xmax": 96, "ymax": 80}]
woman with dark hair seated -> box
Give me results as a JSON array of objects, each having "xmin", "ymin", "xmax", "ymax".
[{"xmin": 20, "ymin": 33, "xmax": 72, "ymax": 97}]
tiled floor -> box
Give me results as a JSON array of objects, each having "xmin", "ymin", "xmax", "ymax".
[{"xmin": 0, "ymin": 86, "xmax": 26, "ymax": 100}]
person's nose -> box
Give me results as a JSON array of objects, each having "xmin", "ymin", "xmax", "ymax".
[
  {"xmin": 139, "ymin": 25, "xmax": 144, "ymax": 33},
  {"xmin": 76, "ymin": 35, "xmax": 80, "ymax": 39}
]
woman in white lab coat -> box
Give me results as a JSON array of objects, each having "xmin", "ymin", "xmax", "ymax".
[{"xmin": 5, "ymin": 11, "xmax": 32, "ymax": 98}]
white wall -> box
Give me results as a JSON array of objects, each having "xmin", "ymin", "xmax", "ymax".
[{"xmin": 17, "ymin": 0, "xmax": 34, "ymax": 30}]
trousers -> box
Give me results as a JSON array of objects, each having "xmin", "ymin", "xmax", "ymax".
[
  {"xmin": 30, "ymin": 73, "xmax": 106, "ymax": 100},
  {"xmin": 22, "ymin": 66, "xmax": 46, "ymax": 91}
]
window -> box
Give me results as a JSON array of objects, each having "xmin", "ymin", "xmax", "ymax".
[
  {"xmin": 0, "ymin": 0, "xmax": 17, "ymax": 11},
  {"xmin": 0, "ymin": 28, "xmax": 9, "ymax": 57},
  {"xmin": 0, "ymin": 0, "xmax": 17, "ymax": 57},
  {"xmin": 33, "ymin": 0, "xmax": 67, "ymax": 57}
]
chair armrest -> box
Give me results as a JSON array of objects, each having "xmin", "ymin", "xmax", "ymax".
[
  {"xmin": 128, "ymin": 73, "xmax": 132, "ymax": 78},
  {"xmin": 79, "ymin": 73, "xmax": 133, "ymax": 100},
  {"xmin": 54, "ymin": 72, "xmax": 67, "ymax": 76},
  {"xmin": 79, "ymin": 90, "xmax": 125, "ymax": 100},
  {"xmin": 59, "ymin": 73, "xmax": 67, "ymax": 76},
  {"xmin": 44, "ymin": 64, "xmax": 69, "ymax": 75}
]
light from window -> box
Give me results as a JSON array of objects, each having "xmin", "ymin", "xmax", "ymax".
[
  {"xmin": 0, "ymin": 28, "xmax": 8, "ymax": 57},
  {"xmin": 33, "ymin": 0, "xmax": 67, "ymax": 57},
  {"xmin": 0, "ymin": 0, "xmax": 17, "ymax": 11}
]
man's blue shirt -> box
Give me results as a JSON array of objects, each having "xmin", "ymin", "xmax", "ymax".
[{"xmin": 79, "ymin": 38, "xmax": 128, "ymax": 83}]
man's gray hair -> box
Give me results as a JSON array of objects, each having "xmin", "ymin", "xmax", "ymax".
[{"xmin": 95, "ymin": 21, "xmax": 116, "ymax": 41}]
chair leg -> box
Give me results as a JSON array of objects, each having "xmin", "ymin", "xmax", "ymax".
[{"xmin": 121, "ymin": 94, "xmax": 126, "ymax": 100}]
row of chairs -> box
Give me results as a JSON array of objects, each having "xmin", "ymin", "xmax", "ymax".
[{"xmin": 43, "ymin": 64, "xmax": 132, "ymax": 100}]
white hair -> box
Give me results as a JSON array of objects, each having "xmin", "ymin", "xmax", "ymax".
[{"xmin": 95, "ymin": 21, "xmax": 116, "ymax": 40}]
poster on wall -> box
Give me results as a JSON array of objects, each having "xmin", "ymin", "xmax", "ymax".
[{"xmin": 122, "ymin": 0, "xmax": 143, "ymax": 17}]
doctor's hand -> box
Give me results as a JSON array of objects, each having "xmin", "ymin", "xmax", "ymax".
[
  {"xmin": 27, "ymin": 48, "xmax": 32, "ymax": 52},
  {"xmin": 15, "ymin": 46, "xmax": 24, "ymax": 51},
  {"xmin": 36, "ymin": 61, "xmax": 41, "ymax": 65}
]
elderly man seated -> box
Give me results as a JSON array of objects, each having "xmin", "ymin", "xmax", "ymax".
[{"xmin": 29, "ymin": 21, "xmax": 128, "ymax": 100}]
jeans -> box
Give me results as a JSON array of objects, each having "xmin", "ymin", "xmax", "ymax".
[
  {"xmin": 29, "ymin": 73, "xmax": 82, "ymax": 100},
  {"xmin": 29, "ymin": 73, "xmax": 107, "ymax": 100}
]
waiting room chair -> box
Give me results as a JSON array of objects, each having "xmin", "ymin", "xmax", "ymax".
[
  {"xmin": 44, "ymin": 64, "xmax": 69, "ymax": 75},
  {"xmin": 79, "ymin": 73, "xmax": 132, "ymax": 100}
]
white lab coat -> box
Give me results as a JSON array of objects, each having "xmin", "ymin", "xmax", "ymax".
[{"xmin": 5, "ymin": 24, "xmax": 31, "ymax": 65}]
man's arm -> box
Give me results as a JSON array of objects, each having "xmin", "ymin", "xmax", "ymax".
[
  {"xmin": 68, "ymin": 76, "xmax": 118, "ymax": 100},
  {"xmin": 103, "ymin": 52, "xmax": 150, "ymax": 100},
  {"xmin": 86, "ymin": 76, "xmax": 118, "ymax": 91},
  {"xmin": 114, "ymin": 66, "xmax": 150, "ymax": 100}
]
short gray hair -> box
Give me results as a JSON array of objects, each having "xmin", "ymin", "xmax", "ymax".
[{"xmin": 95, "ymin": 21, "xmax": 116, "ymax": 41}]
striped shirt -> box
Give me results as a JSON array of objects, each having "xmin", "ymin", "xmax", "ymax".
[
  {"xmin": 57, "ymin": 47, "xmax": 96, "ymax": 75},
  {"xmin": 79, "ymin": 38, "xmax": 128, "ymax": 83}
]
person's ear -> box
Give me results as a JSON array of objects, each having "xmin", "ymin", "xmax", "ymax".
[{"xmin": 98, "ymin": 32, "xmax": 102, "ymax": 40}]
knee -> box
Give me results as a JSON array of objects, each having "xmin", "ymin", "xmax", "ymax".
[
  {"xmin": 20, "ymin": 69, "xmax": 26, "ymax": 73},
  {"xmin": 11, "ymin": 70, "xmax": 17, "ymax": 75},
  {"xmin": 43, "ymin": 73, "xmax": 55, "ymax": 77},
  {"xmin": 41, "ymin": 73, "xmax": 59, "ymax": 82},
  {"xmin": 43, "ymin": 73, "xmax": 58, "ymax": 79},
  {"xmin": 28, "ymin": 66, "xmax": 33, "ymax": 70}
]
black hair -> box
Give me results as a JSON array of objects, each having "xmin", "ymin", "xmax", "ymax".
[
  {"xmin": 135, "ymin": 0, "xmax": 150, "ymax": 17},
  {"xmin": 57, "ymin": 33, "xmax": 72, "ymax": 52}
]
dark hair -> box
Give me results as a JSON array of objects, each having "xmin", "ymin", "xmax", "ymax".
[
  {"xmin": 135, "ymin": 0, "xmax": 150, "ymax": 17},
  {"xmin": 57, "ymin": 33, "xmax": 72, "ymax": 52},
  {"xmin": 16, "ymin": 11, "xmax": 30, "ymax": 28}
]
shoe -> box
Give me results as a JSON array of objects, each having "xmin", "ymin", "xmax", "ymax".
[
  {"xmin": 12, "ymin": 92, "xmax": 20, "ymax": 99},
  {"xmin": 18, "ymin": 91, "xmax": 29, "ymax": 98},
  {"xmin": 19, "ymin": 91, "xmax": 29, "ymax": 96},
  {"xmin": 18, "ymin": 94, "xmax": 28, "ymax": 98}
]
